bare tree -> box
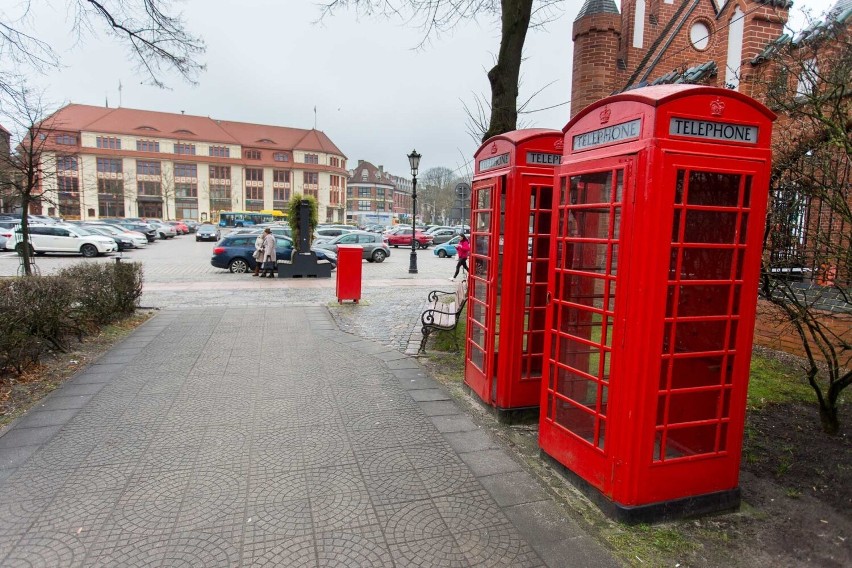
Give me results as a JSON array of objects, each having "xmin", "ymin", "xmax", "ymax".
[
  {"xmin": 419, "ymin": 166, "xmax": 457, "ymax": 223},
  {"xmin": 0, "ymin": 86, "xmax": 60, "ymax": 275},
  {"xmin": 753, "ymin": 13, "xmax": 851, "ymax": 433},
  {"xmin": 0, "ymin": 0, "xmax": 205, "ymax": 99},
  {"xmin": 318, "ymin": 0, "xmax": 562, "ymax": 141}
]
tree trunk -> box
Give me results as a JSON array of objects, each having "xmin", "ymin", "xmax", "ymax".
[
  {"xmin": 819, "ymin": 402, "xmax": 839, "ymax": 435},
  {"xmin": 483, "ymin": 0, "xmax": 533, "ymax": 142}
]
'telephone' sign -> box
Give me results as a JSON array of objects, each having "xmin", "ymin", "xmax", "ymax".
[
  {"xmin": 669, "ymin": 118, "xmax": 759, "ymax": 144},
  {"xmin": 479, "ymin": 153, "xmax": 510, "ymax": 172},
  {"xmin": 572, "ymin": 119, "xmax": 642, "ymax": 151},
  {"xmin": 526, "ymin": 152, "xmax": 561, "ymax": 166}
]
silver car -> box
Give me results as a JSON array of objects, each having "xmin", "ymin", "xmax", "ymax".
[{"xmin": 313, "ymin": 230, "xmax": 391, "ymax": 263}]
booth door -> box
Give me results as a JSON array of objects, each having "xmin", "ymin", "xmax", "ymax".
[
  {"xmin": 465, "ymin": 176, "xmax": 503, "ymax": 403},
  {"xmin": 540, "ymin": 156, "xmax": 632, "ymax": 492},
  {"xmin": 639, "ymin": 155, "xmax": 767, "ymax": 500}
]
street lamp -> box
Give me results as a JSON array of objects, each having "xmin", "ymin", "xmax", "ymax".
[{"xmin": 407, "ymin": 149, "xmax": 421, "ymax": 274}]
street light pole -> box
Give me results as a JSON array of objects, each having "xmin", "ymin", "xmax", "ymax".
[{"xmin": 407, "ymin": 149, "xmax": 421, "ymax": 274}]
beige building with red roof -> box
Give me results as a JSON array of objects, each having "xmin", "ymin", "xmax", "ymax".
[{"xmin": 36, "ymin": 104, "xmax": 348, "ymax": 222}]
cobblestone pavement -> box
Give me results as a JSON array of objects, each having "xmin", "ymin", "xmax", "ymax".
[
  {"xmin": 0, "ymin": 234, "xmax": 619, "ymax": 566},
  {"xmin": 0, "ymin": 307, "xmax": 617, "ymax": 567}
]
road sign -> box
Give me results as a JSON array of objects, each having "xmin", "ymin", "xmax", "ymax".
[{"xmin": 455, "ymin": 182, "xmax": 471, "ymax": 199}]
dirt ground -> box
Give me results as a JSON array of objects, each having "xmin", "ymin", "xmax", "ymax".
[{"xmin": 421, "ymin": 353, "xmax": 851, "ymax": 568}]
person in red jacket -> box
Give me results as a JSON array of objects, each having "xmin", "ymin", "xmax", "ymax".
[{"xmin": 451, "ymin": 234, "xmax": 470, "ymax": 281}]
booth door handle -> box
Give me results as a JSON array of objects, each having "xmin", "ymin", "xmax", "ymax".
[{"xmin": 546, "ymin": 292, "xmax": 552, "ymax": 305}]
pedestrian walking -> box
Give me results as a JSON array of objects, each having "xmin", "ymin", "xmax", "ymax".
[
  {"xmin": 451, "ymin": 234, "xmax": 470, "ymax": 281},
  {"xmin": 252, "ymin": 233, "xmax": 264, "ymax": 276},
  {"xmin": 259, "ymin": 228, "xmax": 277, "ymax": 278}
]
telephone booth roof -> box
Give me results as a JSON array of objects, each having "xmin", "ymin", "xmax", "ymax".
[
  {"xmin": 474, "ymin": 128, "xmax": 562, "ymax": 177},
  {"xmin": 563, "ymin": 85, "xmax": 776, "ymax": 154}
]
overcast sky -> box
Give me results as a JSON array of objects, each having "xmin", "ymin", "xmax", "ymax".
[{"xmin": 4, "ymin": 0, "xmax": 837, "ymax": 179}]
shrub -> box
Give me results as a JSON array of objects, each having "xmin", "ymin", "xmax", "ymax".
[{"xmin": 0, "ymin": 262, "xmax": 143, "ymax": 375}]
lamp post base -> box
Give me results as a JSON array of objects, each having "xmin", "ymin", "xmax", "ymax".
[{"xmin": 409, "ymin": 249, "xmax": 418, "ymax": 274}]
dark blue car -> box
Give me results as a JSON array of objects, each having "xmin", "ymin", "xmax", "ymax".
[{"xmin": 211, "ymin": 234, "xmax": 337, "ymax": 273}]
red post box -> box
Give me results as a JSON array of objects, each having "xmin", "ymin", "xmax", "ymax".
[
  {"xmin": 465, "ymin": 129, "xmax": 562, "ymax": 421},
  {"xmin": 539, "ymin": 85, "xmax": 775, "ymax": 522},
  {"xmin": 336, "ymin": 245, "xmax": 362, "ymax": 303}
]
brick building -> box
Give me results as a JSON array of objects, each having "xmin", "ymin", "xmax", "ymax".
[
  {"xmin": 28, "ymin": 105, "xmax": 348, "ymax": 223},
  {"xmin": 346, "ymin": 160, "xmax": 412, "ymax": 226},
  {"xmin": 571, "ymin": 0, "xmax": 852, "ymax": 361}
]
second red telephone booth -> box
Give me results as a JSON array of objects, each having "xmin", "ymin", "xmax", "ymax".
[{"xmin": 465, "ymin": 129, "xmax": 562, "ymax": 421}]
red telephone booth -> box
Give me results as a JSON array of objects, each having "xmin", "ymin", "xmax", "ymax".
[
  {"xmin": 465, "ymin": 129, "xmax": 562, "ymax": 421},
  {"xmin": 539, "ymin": 85, "xmax": 775, "ymax": 522}
]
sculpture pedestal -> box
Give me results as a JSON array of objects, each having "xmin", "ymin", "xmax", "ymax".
[{"xmin": 278, "ymin": 252, "xmax": 332, "ymax": 278}]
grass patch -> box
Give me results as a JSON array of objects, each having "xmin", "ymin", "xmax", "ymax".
[
  {"xmin": 431, "ymin": 304, "xmax": 467, "ymax": 355},
  {"xmin": 608, "ymin": 524, "xmax": 703, "ymax": 565},
  {"xmin": 748, "ymin": 353, "xmax": 814, "ymax": 409}
]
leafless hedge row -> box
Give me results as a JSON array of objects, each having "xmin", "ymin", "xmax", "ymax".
[{"xmin": 0, "ymin": 263, "xmax": 143, "ymax": 374}]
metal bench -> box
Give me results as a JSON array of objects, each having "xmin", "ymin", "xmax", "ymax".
[{"xmin": 418, "ymin": 278, "xmax": 468, "ymax": 354}]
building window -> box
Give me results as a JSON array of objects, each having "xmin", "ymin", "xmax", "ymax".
[
  {"xmin": 796, "ymin": 58, "xmax": 818, "ymax": 97},
  {"xmin": 209, "ymin": 145, "xmax": 230, "ymax": 158},
  {"xmin": 330, "ymin": 157, "xmax": 341, "ymax": 167},
  {"xmin": 137, "ymin": 181, "xmax": 161, "ymax": 196},
  {"xmin": 689, "ymin": 21, "xmax": 710, "ymax": 51},
  {"xmin": 56, "ymin": 134, "xmax": 77, "ymax": 145},
  {"xmin": 347, "ymin": 188, "xmax": 353, "ymax": 197},
  {"xmin": 376, "ymin": 187, "xmax": 385, "ymax": 198},
  {"xmin": 304, "ymin": 153, "xmax": 319, "ymax": 164},
  {"xmin": 97, "ymin": 158, "xmax": 122, "ymax": 174},
  {"xmin": 273, "ymin": 152, "xmax": 289, "ymax": 162},
  {"xmin": 56, "ymin": 156, "xmax": 78, "ymax": 171},
  {"xmin": 725, "ymin": 6, "xmax": 745, "ymax": 89},
  {"xmin": 273, "ymin": 187, "xmax": 289, "ymax": 202},
  {"xmin": 57, "ymin": 176, "xmax": 79, "ymax": 192},
  {"xmin": 209, "ymin": 165, "xmax": 231, "ymax": 180},
  {"xmin": 377, "ymin": 202, "xmax": 385, "ymax": 211},
  {"xmin": 175, "ymin": 182, "xmax": 197, "ymax": 198},
  {"xmin": 98, "ymin": 177, "xmax": 124, "ymax": 196},
  {"xmin": 245, "ymin": 149, "xmax": 261, "ymax": 160},
  {"xmin": 96, "ymin": 136, "xmax": 121, "ymax": 150},
  {"xmin": 245, "ymin": 168, "xmax": 263, "ymax": 183},
  {"xmin": 245, "ymin": 186, "xmax": 264, "ymax": 201},
  {"xmin": 209, "ymin": 183, "xmax": 231, "ymax": 201},
  {"xmin": 136, "ymin": 160, "xmax": 161, "ymax": 176},
  {"xmin": 304, "ymin": 172, "xmax": 318, "ymax": 185},
  {"xmin": 137, "ymin": 139, "xmax": 160, "ymax": 152},
  {"xmin": 358, "ymin": 187, "xmax": 371, "ymax": 197},
  {"xmin": 174, "ymin": 163, "xmax": 197, "ymax": 178},
  {"xmin": 273, "ymin": 170, "xmax": 290, "ymax": 183},
  {"xmin": 358, "ymin": 200, "xmax": 372, "ymax": 211},
  {"xmin": 174, "ymin": 143, "xmax": 196, "ymax": 155}
]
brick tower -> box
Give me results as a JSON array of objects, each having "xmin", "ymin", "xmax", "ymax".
[{"xmin": 571, "ymin": 0, "xmax": 622, "ymax": 117}]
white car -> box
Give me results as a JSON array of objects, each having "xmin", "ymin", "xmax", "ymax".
[
  {"xmin": 83, "ymin": 222, "xmax": 148, "ymax": 248},
  {"xmin": 6, "ymin": 224, "xmax": 118, "ymax": 257},
  {"xmin": 148, "ymin": 222, "xmax": 177, "ymax": 239}
]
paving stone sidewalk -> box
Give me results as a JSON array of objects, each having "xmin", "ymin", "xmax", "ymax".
[{"xmin": 0, "ymin": 306, "xmax": 618, "ymax": 567}]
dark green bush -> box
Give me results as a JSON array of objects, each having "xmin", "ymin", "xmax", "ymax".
[{"xmin": 0, "ymin": 262, "xmax": 143, "ymax": 375}]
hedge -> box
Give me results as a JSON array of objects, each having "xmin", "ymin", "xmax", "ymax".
[{"xmin": 0, "ymin": 262, "xmax": 143, "ymax": 374}]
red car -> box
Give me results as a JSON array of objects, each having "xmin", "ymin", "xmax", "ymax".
[
  {"xmin": 386, "ymin": 229, "xmax": 434, "ymax": 249},
  {"xmin": 166, "ymin": 221, "xmax": 190, "ymax": 235}
]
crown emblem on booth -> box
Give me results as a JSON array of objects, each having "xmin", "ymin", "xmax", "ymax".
[
  {"xmin": 554, "ymin": 139, "xmax": 564, "ymax": 151},
  {"xmin": 710, "ymin": 98, "xmax": 725, "ymax": 116},
  {"xmin": 599, "ymin": 105, "xmax": 611, "ymax": 124},
  {"xmin": 490, "ymin": 142, "xmax": 498, "ymax": 154}
]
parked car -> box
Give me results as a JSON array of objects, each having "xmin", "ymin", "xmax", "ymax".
[
  {"xmin": 181, "ymin": 219, "xmax": 199, "ymax": 233},
  {"xmin": 6, "ymin": 225, "xmax": 118, "ymax": 257},
  {"xmin": 210, "ymin": 234, "xmax": 337, "ymax": 273},
  {"xmin": 166, "ymin": 221, "xmax": 190, "ymax": 235},
  {"xmin": 433, "ymin": 235, "xmax": 462, "ymax": 258},
  {"xmin": 386, "ymin": 228, "xmax": 434, "ymax": 249},
  {"xmin": 233, "ymin": 225, "xmax": 292, "ymax": 239},
  {"xmin": 313, "ymin": 231, "xmax": 391, "ymax": 263},
  {"xmin": 313, "ymin": 227, "xmax": 355, "ymax": 245},
  {"xmin": 82, "ymin": 223, "xmax": 148, "ymax": 248},
  {"xmin": 195, "ymin": 223, "xmax": 221, "ymax": 242},
  {"xmin": 147, "ymin": 221, "xmax": 177, "ymax": 239},
  {"xmin": 427, "ymin": 228, "xmax": 461, "ymax": 245},
  {"xmin": 82, "ymin": 225, "xmax": 136, "ymax": 251},
  {"xmin": 109, "ymin": 222, "xmax": 158, "ymax": 242}
]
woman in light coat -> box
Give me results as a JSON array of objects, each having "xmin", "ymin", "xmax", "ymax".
[
  {"xmin": 259, "ymin": 227, "xmax": 277, "ymax": 278},
  {"xmin": 252, "ymin": 233, "xmax": 264, "ymax": 276}
]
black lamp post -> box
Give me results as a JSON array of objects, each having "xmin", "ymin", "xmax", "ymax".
[{"xmin": 407, "ymin": 149, "xmax": 421, "ymax": 274}]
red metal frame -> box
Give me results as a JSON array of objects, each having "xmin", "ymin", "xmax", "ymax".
[
  {"xmin": 465, "ymin": 130, "xmax": 562, "ymax": 417},
  {"xmin": 540, "ymin": 86, "xmax": 775, "ymax": 519}
]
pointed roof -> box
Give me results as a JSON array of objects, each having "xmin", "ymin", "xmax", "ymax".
[
  {"xmin": 575, "ymin": 0, "xmax": 619, "ymax": 21},
  {"xmin": 43, "ymin": 104, "xmax": 346, "ymax": 157}
]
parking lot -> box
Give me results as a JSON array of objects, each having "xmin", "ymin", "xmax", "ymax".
[{"xmin": 0, "ymin": 229, "xmax": 459, "ymax": 353}]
